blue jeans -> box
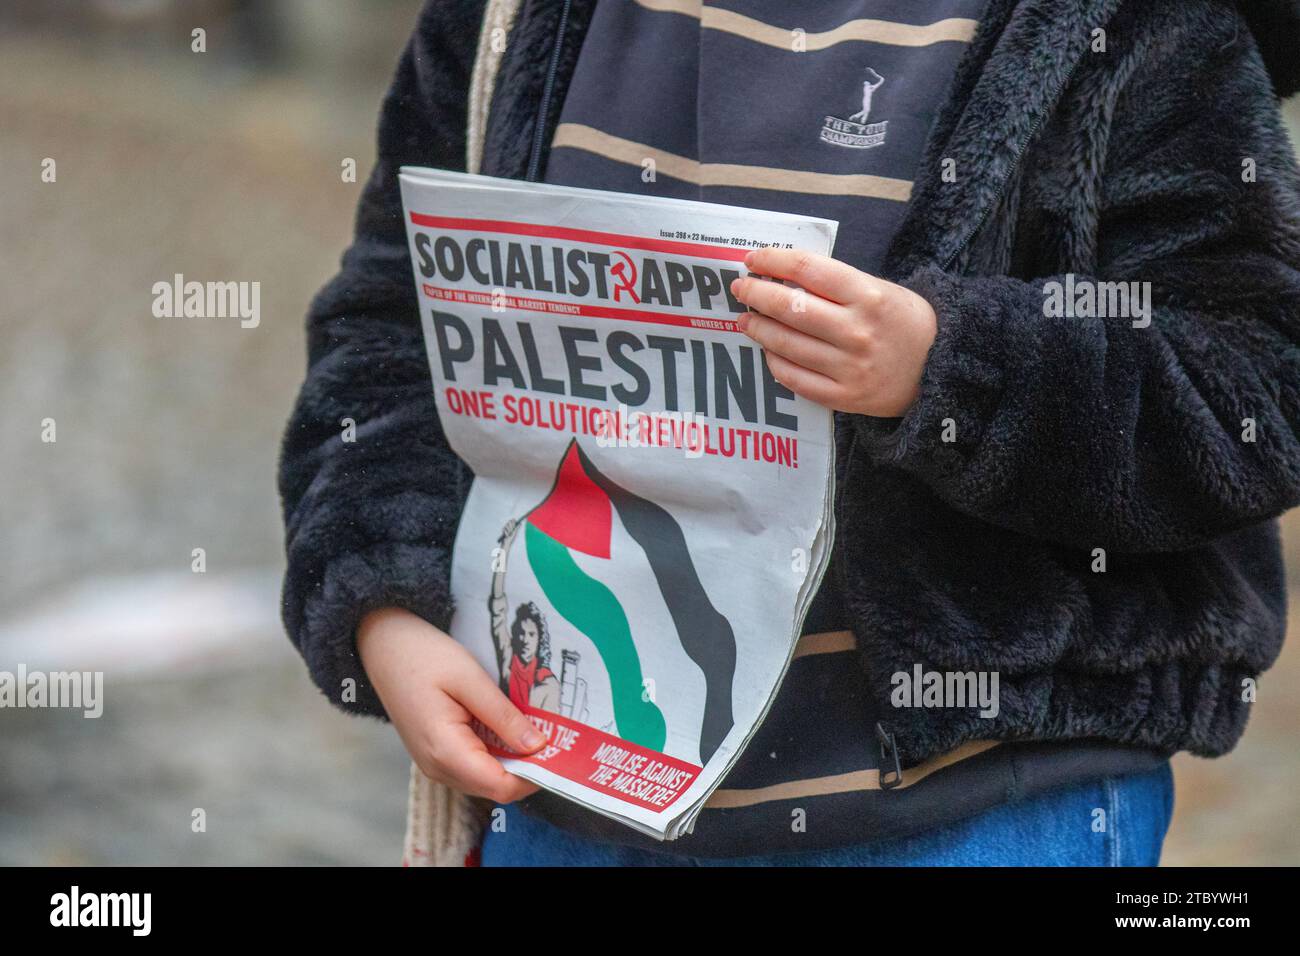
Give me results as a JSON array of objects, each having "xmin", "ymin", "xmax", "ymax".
[{"xmin": 482, "ymin": 763, "xmax": 1174, "ymax": 866}]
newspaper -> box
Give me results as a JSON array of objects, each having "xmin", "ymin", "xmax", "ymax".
[{"xmin": 398, "ymin": 167, "xmax": 838, "ymax": 839}]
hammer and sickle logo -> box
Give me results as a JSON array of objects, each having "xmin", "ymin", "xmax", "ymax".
[{"xmin": 609, "ymin": 251, "xmax": 640, "ymax": 304}]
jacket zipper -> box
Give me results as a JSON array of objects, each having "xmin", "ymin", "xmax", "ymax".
[
  {"xmin": 940, "ymin": 55, "xmax": 1083, "ymax": 272},
  {"xmin": 525, "ymin": 0, "xmax": 573, "ymax": 182},
  {"xmin": 876, "ymin": 722, "xmax": 903, "ymax": 790}
]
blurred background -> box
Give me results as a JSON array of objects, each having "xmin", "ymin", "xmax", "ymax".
[{"xmin": 1, "ymin": 0, "xmax": 1297, "ymax": 866}]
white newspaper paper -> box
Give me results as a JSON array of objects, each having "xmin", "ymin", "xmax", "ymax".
[{"xmin": 399, "ymin": 168, "xmax": 838, "ymax": 839}]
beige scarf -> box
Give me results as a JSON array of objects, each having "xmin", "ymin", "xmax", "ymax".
[{"xmin": 401, "ymin": 0, "xmax": 522, "ymax": 868}]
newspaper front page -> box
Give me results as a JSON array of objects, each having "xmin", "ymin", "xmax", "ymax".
[{"xmin": 399, "ymin": 168, "xmax": 838, "ymax": 838}]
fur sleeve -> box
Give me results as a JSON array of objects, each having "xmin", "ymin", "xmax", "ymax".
[{"xmin": 862, "ymin": 1, "xmax": 1300, "ymax": 553}]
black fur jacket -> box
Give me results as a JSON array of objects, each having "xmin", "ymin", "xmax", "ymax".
[{"xmin": 279, "ymin": 0, "xmax": 1300, "ymax": 766}]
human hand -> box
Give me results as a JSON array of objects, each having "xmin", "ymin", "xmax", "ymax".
[
  {"xmin": 358, "ymin": 607, "xmax": 542, "ymax": 803},
  {"xmin": 729, "ymin": 248, "xmax": 937, "ymax": 418}
]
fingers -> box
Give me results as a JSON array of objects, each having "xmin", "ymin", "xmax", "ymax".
[
  {"xmin": 730, "ymin": 274, "xmax": 854, "ymax": 348},
  {"xmin": 764, "ymin": 351, "xmax": 843, "ymax": 410},
  {"xmin": 424, "ymin": 720, "xmax": 540, "ymax": 804},
  {"xmin": 743, "ymin": 247, "xmax": 876, "ymax": 307},
  {"xmin": 362, "ymin": 616, "xmax": 544, "ymax": 806},
  {"xmin": 447, "ymin": 655, "xmax": 547, "ymax": 755},
  {"xmin": 738, "ymin": 309, "xmax": 844, "ymax": 378}
]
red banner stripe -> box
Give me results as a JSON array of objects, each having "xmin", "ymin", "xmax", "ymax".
[
  {"xmin": 409, "ymin": 212, "xmax": 751, "ymax": 262},
  {"xmin": 486, "ymin": 706, "xmax": 703, "ymax": 814}
]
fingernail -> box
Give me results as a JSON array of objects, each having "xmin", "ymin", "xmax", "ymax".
[
  {"xmin": 521, "ymin": 728, "xmax": 545, "ymax": 750},
  {"xmin": 744, "ymin": 251, "xmax": 756, "ymax": 267},
  {"xmin": 737, "ymin": 311, "xmax": 750, "ymax": 331},
  {"xmin": 730, "ymin": 277, "xmax": 744, "ymax": 298}
]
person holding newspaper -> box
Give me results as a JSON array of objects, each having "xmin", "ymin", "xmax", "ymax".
[{"xmin": 279, "ymin": 0, "xmax": 1300, "ymax": 865}]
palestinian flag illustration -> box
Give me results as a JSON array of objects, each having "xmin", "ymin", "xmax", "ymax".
[{"xmin": 499, "ymin": 439, "xmax": 737, "ymax": 765}]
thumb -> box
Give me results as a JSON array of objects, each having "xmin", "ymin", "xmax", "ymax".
[{"xmin": 454, "ymin": 662, "xmax": 547, "ymax": 754}]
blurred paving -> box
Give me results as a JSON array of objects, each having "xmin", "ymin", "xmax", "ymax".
[
  {"xmin": 1, "ymin": 13, "xmax": 1299, "ymax": 866},
  {"xmin": 0, "ymin": 14, "xmax": 415, "ymax": 866},
  {"xmin": 0, "ymin": 660, "xmax": 409, "ymax": 866}
]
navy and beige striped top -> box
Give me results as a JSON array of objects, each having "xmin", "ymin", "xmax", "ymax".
[{"xmin": 545, "ymin": 0, "xmax": 988, "ymax": 270}]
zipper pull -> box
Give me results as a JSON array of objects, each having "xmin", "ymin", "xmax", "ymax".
[{"xmin": 876, "ymin": 722, "xmax": 903, "ymax": 790}]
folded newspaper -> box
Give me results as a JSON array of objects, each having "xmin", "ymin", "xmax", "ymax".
[{"xmin": 399, "ymin": 167, "xmax": 838, "ymax": 840}]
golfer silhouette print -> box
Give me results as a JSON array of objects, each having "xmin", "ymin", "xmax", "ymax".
[{"xmin": 850, "ymin": 67, "xmax": 885, "ymax": 123}]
